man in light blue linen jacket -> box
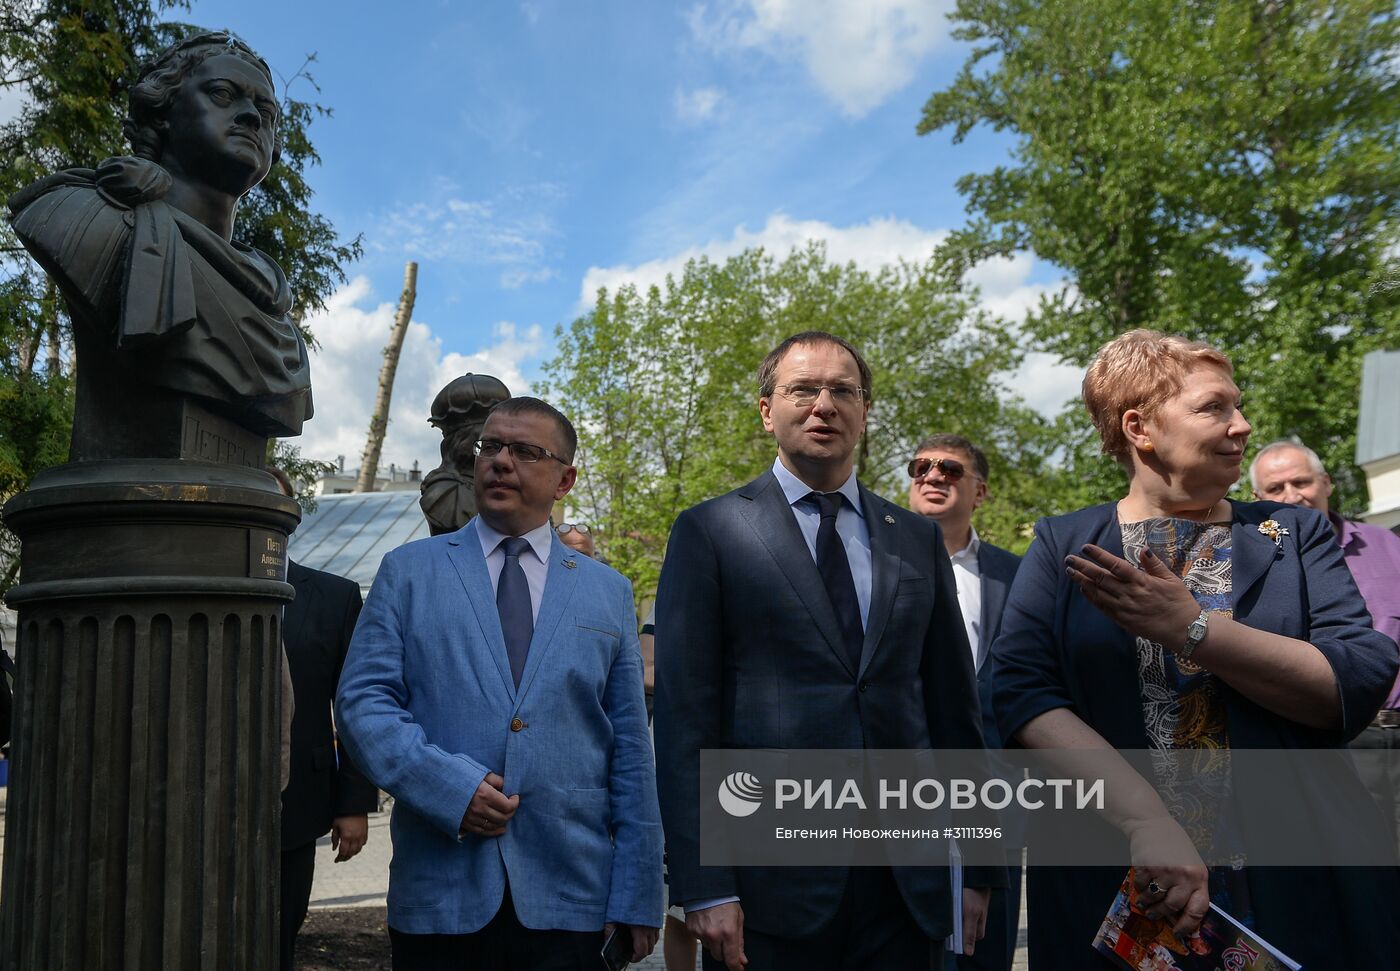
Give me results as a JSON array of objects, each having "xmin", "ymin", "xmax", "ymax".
[{"xmin": 337, "ymin": 396, "xmax": 662, "ymax": 971}]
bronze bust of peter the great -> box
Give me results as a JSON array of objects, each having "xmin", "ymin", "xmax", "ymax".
[{"xmin": 9, "ymin": 31, "xmax": 312, "ymax": 461}]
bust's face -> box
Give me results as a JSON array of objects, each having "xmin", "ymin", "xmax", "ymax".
[
  {"xmin": 161, "ymin": 53, "xmax": 278, "ymax": 197},
  {"xmin": 444, "ymin": 417, "xmax": 490, "ymax": 468}
]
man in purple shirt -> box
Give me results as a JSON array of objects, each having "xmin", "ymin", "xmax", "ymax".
[{"xmin": 1251, "ymin": 439, "xmax": 1400, "ymax": 851}]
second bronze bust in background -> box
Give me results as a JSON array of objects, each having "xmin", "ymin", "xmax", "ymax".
[{"xmin": 419, "ymin": 373, "xmax": 511, "ymax": 534}]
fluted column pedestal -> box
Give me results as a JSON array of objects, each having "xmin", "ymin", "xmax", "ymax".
[{"xmin": 0, "ymin": 460, "xmax": 297, "ymax": 970}]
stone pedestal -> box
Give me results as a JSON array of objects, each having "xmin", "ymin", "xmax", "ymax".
[{"xmin": 0, "ymin": 460, "xmax": 297, "ymax": 970}]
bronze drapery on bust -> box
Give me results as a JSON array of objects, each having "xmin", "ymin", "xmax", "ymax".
[{"xmin": 10, "ymin": 156, "xmax": 312, "ymax": 437}]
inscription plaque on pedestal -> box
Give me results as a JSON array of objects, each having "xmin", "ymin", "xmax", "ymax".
[{"xmin": 250, "ymin": 530, "xmax": 288, "ymax": 580}]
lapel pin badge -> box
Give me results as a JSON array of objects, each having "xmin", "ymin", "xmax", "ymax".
[
  {"xmin": 884, "ymin": 514, "xmax": 896, "ymax": 525},
  {"xmin": 1257, "ymin": 519, "xmax": 1289, "ymax": 547},
  {"xmin": 563, "ymin": 558, "xmax": 578, "ymax": 569}
]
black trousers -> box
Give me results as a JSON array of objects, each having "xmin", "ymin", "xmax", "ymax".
[
  {"xmin": 1351, "ymin": 723, "xmax": 1400, "ymax": 856},
  {"xmin": 701, "ymin": 867, "xmax": 930, "ymax": 971},
  {"xmin": 279, "ymin": 841, "xmax": 317, "ymax": 971},
  {"xmin": 388, "ymin": 882, "xmax": 603, "ymax": 971}
]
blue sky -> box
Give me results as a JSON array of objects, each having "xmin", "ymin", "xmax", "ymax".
[{"xmin": 184, "ymin": 0, "xmax": 1078, "ymax": 471}]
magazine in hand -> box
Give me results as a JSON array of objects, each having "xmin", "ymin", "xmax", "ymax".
[{"xmin": 1092, "ymin": 869, "xmax": 1301, "ymax": 971}]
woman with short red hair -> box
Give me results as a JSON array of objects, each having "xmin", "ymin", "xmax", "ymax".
[{"xmin": 990, "ymin": 329, "xmax": 1399, "ymax": 969}]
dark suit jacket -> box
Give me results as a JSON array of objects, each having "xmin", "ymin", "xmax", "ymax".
[
  {"xmin": 282, "ymin": 560, "xmax": 379, "ymax": 850},
  {"xmin": 988, "ymin": 500, "xmax": 1400, "ymax": 970},
  {"xmin": 654, "ymin": 471, "xmax": 1002, "ymax": 940},
  {"xmin": 973, "ymin": 542, "xmax": 1021, "ymax": 750}
]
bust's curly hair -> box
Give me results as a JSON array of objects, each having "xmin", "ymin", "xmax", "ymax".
[{"xmin": 123, "ymin": 30, "xmax": 282, "ymax": 167}]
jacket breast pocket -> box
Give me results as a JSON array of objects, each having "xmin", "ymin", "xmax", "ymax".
[
  {"xmin": 894, "ymin": 574, "xmax": 932, "ymax": 602},
  {"xmin": 567, "ymin": 618, "xmax": 621, "ymax": 687},
  {"xmin": 574, "ymin": 616, "xmax": 620, "ymax": 639},
  {"xmin": 573, "ymin": 616, "xmax": 620, "ymax": 659}
]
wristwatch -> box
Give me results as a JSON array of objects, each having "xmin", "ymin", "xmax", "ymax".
[{"xmin": 1180, "ymin": 609, "xmax": 1209, "ymax": 660}]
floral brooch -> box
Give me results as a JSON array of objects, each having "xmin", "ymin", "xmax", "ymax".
[{"xmin": 1257, "ymin": 519, "xmax": 1290, "ymax": 546}]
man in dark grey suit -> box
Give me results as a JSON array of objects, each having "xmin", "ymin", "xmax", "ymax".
[
  {"xmin": 655, "ymin": 332, "xmax": 1003, "ymax": 971},
  {"xmin": 907, "ymin": 434, "xmax": 1022, "ymax": 971}
]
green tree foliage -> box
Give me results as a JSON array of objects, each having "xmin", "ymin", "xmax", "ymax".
[
  {"xmin": 539, "ymin": 243, "xmax": 1052, "ymax": 605},
  {"xmin": 0, "ymin": 342, "xmax": 71, "ymax": 592},
  {"xmin": 0, "ymin": 1, "xmax": 359, "ymax": 592},
  {"xmin": 919, "ymin": 0, "xmax": 1400, "ymax": 512}
]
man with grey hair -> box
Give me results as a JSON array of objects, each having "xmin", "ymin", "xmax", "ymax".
[
  {"xmin": 1248, "ymin": 440, "xmax": 1334, "ymax": 512},
  {"xmin": 1251, "ymin": 439, "xmax": 1400, "ymax": 852}
]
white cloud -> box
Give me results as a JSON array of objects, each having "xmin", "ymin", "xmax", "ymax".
[
  {"xmin": 580, "ymin": 212, "xmax": 946, "ymax": 304},
  {"xmin": 689, "ymin": 0, "xmax": 952, "ymax": 116},
  {"xmin": 1012, "ymin": 351, "xmax": 1084, "ymax": 417},
  {"xmin": 963, "ymin": 253, "xmax": 1083, "ymax": 415},
  {"xmin": 291, "ymin": 276, "xmax": 544, "ymax": 472},
  {"xmin": 580, "ymin": 214, "xmax": 1082, "ymax": 415},
  {"xmin": 369, "ymin": 177, "xmax": 561, "ymax": 286},
  {"xmin": 500, "ymin": 266, "xmax": 558, "ymax": 289},
  {"xmin": 966, "ymin": 252, "xmax": 1055, "ymax": 323},
  {"xmin": 674, "ymin": 86, "xmax": 725, "ymax": 124}
]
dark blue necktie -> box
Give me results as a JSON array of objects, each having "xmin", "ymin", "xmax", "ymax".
[
  {"xmin": 807, "ymin": 491, "xmax": 863, "ymax": 671},
  {"xmin": 497, "ymin": 537, "xmax": 533, "ymax": 688}
]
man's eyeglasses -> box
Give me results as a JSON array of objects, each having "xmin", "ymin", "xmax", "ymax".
[
  {"xmin": 555, "ymin": 523, "xmax": 590, "ymax": 537},
  {"xmin": 473, "ymin": 439, "xmax": 568, "ymax": 464},
  {"xmin": 773, "ymin": 383, "xmax": 869, "ymax": 407},
  {"xmin": 907, "ymin": 457, "xmax": 971, "ymax": 482}
]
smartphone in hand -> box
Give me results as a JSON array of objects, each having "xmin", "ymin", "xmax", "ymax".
[{"xmin": 600, "ymin": 926, "xmax": 632, "ymax": 971}]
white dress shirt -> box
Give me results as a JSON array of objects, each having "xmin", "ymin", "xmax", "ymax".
[
  {"xmin": 949, "ymin": 527, "xmax": 983, "ymax": 672},
  {"xmin": 474, "ymin": 517, "xmax": 554, "ymax": 622}
]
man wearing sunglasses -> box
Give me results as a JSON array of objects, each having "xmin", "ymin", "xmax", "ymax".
[
  {"xmin": 337, "ymin": 396, "xmax": 662, "ymax": 970},
  {"xmin": 555, "ymin": 522, "xmax": 596, "ymax": 559},
  {"xmin": 908, "ymin": 434, "xmax": 1023, "ymax": 971},
  {"xmin": 655, "ymin": 331, "xmax": 1002, "ymax": 971}
]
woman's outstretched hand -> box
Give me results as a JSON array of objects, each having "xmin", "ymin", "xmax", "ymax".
[{"xmin": 1065, "ymin": 545, "xmax": 1200, "ymax": 651}]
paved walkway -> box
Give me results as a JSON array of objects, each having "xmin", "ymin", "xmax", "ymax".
[{"xmin": 307, "ymin": 808, "xmax": 392, "ymax": 910}]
